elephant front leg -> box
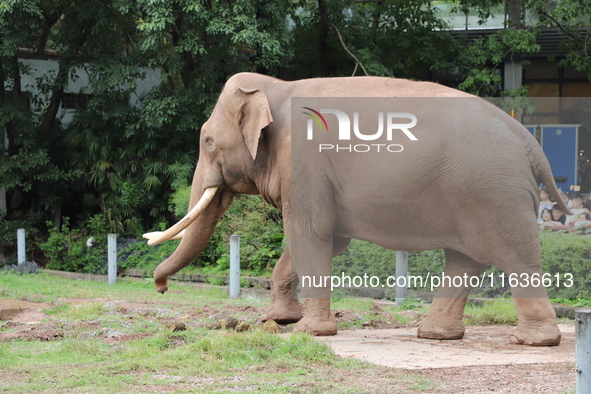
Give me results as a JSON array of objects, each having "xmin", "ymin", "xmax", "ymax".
[
  {"xmin": 293, "ymin": 298, "xmax": 337, "ymax": 336},
  {"xmin": 260, "ymin": 245, "xmax": 303, "ymax": 324},
  {"xmin": 290, "ymin": 233, "xmax": 337, "ymax": 336},
  {"xmin": 418, "ymin": 249, "xmax": 486, "ymax": 340}
]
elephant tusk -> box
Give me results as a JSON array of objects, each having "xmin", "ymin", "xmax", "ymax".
[
  {"xmin": 145, "ymin": 187, "xmax": 218, "ymax": 246},
  {"xmin": 142, "ymin": 230, "xmax": 185, "ymax": 241}
]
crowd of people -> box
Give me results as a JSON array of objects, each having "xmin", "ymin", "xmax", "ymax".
[{"xmin": 538, "ymin": 189, "xmax": 591, "ymax": 233}]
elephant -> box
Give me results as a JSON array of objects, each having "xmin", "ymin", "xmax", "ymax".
[{"xmin": 146, "ymin": 72, "xmax": 569, "ymax": 346}]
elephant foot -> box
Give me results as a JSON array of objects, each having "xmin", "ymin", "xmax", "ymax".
[
  {"xmin": 293, "ymin": 315, "xmax": 338, "ymax": 336},
  {"xmin": 510, "ymin": 323, "xmax": 561, "ymax": 346},
  {"xmin": 258, "ymin": 299, "xmax": 303, "ymax": 325},
  {"xmin": 417, "ymin": 317, "xmax": 465, "ymax": 340}
]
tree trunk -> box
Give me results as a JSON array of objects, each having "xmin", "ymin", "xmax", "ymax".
[
  {"xmin": 317, "ymin": 0, "xmax": 330, "ymax": 77},
  {"xmin": 39, "ymin": 64, "xmax": 69, "ymax": 134}
]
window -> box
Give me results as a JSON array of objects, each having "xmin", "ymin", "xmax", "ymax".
[{"xmin": 61, "ymin": 93, "xmax": 92, "ymax": 110}]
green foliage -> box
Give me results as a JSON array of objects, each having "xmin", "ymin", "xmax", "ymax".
[
  {"xmin": 117, "ymin": 238, "xmax": 181, "ymax": 272},
  {"xmin": 170, "ymin": 184, "xmax": 192, "ymax": 219},
  {"xmin": 119, "ymin": 193, "xmax": 283, "ymax": 276},
  {"xmin": 0, "ymin": 213, "xmax": 42, "ymax": 267},
  {"xmin": 550, "ymin": 297, "xmax": 591, "ymax": 307},
  {"xmin": 397, "ymin": 297, "xmax": 427, "ymax": 311},
  {"xmin": 539, "ymin": 232, "xmax": 591, "ymax": 298},
  {"xmin": 525, "ymin": 0, "xmax": 591, "ymax": 77},
  {"xmin": 0, "ymin": 0, "xmax": 295, "ymax": 237},
  {"xmin": 333, "ymin": 233, "xmax": 591, "ymax": 299},
  {"xmin": 212, "ymin": 195, "xmax": 283, "ymax": 275},
  {"xmin": 166, "ymin": 187, "xmax": 283, "ymax": 275},
  {"xmin": 454, "ymin": 28, "xmax": 541, "ymax": 96},
  {"xmin": 39, "ymin": 215, "xmax": 110, "ymax": 275},
  {"xmin": 1, "ymin": 0, "xmax": 589, "ymax": 267},
  {"xmin": 332, "ymin": 241, "xmax": 445, "ymax": 287}
]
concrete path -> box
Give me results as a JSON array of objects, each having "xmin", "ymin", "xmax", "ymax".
[{"xmin": 316, "ymin": 324, "xmax": 575, "ymax": 369}]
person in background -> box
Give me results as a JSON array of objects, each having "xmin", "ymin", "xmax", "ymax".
[
  {"xmin": 539, "ymin": 205, "xmax": 570, "ymax": 231},
  {"xmin": 552, "ymin": 204, "xmax": 567, "ymax": 224},
  {"xmin": 539, "ymin": 207, "xmax": 570, "ymax": 231},
  {"xmin": 538, "ymin": 208, "xmax": 556, "ymax": 230},
  {"xmin": 566, "ymin": 197, "xmax": 586, "ymax": 224},
  {"xmin": 561, "ymin": 192, "xmax": 573, "ymax": 210},
  {"xmin": 569, "ymin": 212, "xmax": 591, "ymax": 234},
  {"xmin": 538, "ymin": 188, "xmax": 553, "ymax": 219}
]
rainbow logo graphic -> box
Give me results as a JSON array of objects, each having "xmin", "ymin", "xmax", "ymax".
[{"xmin": 302, "ymin": 107, "xmax": 329, "ymax": 130}]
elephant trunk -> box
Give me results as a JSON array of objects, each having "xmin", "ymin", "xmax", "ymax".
[{"xmin": 153, "ymin": 188, "xmax": 229, "ymax": 293}]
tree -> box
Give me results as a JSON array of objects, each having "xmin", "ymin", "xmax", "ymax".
[
  {"xmin": 0, "ymin": 0, "xmax": 295, "ymax": 235},
  {"xmin": 525, "ymin": 0, "xmax": 591, "ymax": 76},
  {"xmin": 0, "ymin": 0, "xmax": 588, "ymax": 244}
]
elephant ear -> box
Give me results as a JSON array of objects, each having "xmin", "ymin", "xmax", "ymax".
[{"xmin": 238, "ymin": 87, "xmax": 273, "ymax": 160}]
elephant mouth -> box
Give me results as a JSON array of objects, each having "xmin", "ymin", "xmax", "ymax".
[{"xmin": 142, "ymin": 186, "xmax": 219, "ymax": 245}]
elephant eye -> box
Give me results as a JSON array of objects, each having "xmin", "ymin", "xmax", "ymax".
[{"xmin": 203, "ymin": 136, "xmax": 216, "ymax": 151}]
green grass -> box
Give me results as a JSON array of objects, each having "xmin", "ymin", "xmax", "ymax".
[
  {"xmin": 463, "ymin": 299, "xmax": 518, "ymax": 326},
  {"xmin": 0, "ymin": 271, "xmax": 434, "ymax": 393},
  {"xmin": 550, "ymin": 298, "xmax": 591, "ymax": 307},
  {"xmin": 0, "ymin": 270, "xmax": 235, "ymax": 307},
  {"xmin": 331, "ymin": 296, "xmax": 374, "ymax": 311}
]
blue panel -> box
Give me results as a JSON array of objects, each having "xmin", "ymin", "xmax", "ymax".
[
  {"xmin": 541, "ymin": 126, "xmax": 578, "ymax": 192},
  {"xmin": 525, "ymin": 126, "xmax": 536, "ymax": 136}
]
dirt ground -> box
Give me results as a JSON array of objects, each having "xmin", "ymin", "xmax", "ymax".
[
  {"xmin": 317, "ymin": 325, "xmax": 575, "ymax": 393},
  {"xmin": 0, "ymin": 298, "xmax": 576, "ymax": 393}
]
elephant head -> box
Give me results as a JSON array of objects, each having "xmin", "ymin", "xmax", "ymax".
[{"xmin": 147, "ymin": 77, "xmax": 275, "ymax": 293}]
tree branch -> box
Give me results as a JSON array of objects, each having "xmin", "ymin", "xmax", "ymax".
[
  {"xmin": 36, "ymin": 11, "xmax": 62, "ymax": 54},
  {"xmin": 329, "ymin": 23, "xmax": 369, "ymax": 76},
  {"xmin": 537, "ymin": 10, "xmax": 584, "ymax": 44}
]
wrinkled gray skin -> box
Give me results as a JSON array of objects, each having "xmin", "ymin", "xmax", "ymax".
[{"xmin": 153, "ymin": 72, "xmax": 568, "ymax": 346}]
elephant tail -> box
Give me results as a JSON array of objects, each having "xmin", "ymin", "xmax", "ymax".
[{"xmin": 527, "ymin": 140, "xmax": 572, "ymax": 215}]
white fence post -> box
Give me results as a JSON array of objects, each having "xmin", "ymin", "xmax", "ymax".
[
  {"xmin": 576, "ymin": 309, "xmax": 591, "ymax": 393},
  {"xmin": 17, "ymin": 229, "xmax": 25, "ymax": 265},
  {"xmin": 108, "ymin": 234, "xmax": 117, "ymax": 285},
  {"xmin": 229, "ymin": 234, "xmax": 240, "ymax": 298},
  {"xmin": 395, "ymin": 251, "xmax": 408, "ymax": 306}
]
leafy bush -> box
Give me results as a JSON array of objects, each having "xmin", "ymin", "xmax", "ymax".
[
  {"xmin": 332, "ymin": 241, "xmax": 445, "ymax": 291},
  {"xmin": 39, "ymin": 215, "xmax": 110, "ymax": 275},
  {"xmin": 332, "ymin": 233, "xmax": 591, "ymax": 299},
  {"xmin": 0, "ymin": 213, "xmax": 43, "ymax": 267},
  {"xmin": 218, "ymin": 195, "xmax": 283, "ymax": 275},
  {"xmin": 169, "ymin": 184, "xmax": 193, "ymax": 219},
  {"xmin": 539, "ymin": 232, "xmax": 591, "ymax": 298},
  {"xmin": 166, "ymin": 187, "xmax": 282, "ymax": 276},
  {"xmin": 118, "ymin": 238, "xmax": 181, "ymax": 272}
]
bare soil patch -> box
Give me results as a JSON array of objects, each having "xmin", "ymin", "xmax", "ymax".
[
  {"xmin": 0, "ymin": 328, "xmax": 63, "ymax": 342},
  {"xmin": 418, "ymin": 362, "xmax": 575, "ymax": 393}
]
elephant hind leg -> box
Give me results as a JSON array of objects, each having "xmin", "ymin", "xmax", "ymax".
[
  {"xmin": 418, "ymin": 249, "xmax": 487, "ymax": 340},
  {"xmin": 509, "ymin": 297, "xmax": 561, "ymax": 346},
  {"xmin": 485, "ymin": 235, "xmax": 561, "ymax": 346}
]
